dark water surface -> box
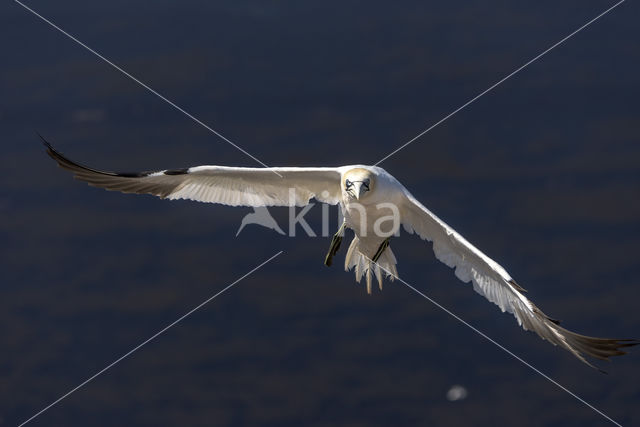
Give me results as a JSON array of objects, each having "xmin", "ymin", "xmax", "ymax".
[{"xmin": 1, "ymin": 1, "xmax": 639, "ymax": 425}]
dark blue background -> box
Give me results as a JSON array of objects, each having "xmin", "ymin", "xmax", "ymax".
[{"xmin": 1, "ymin": 1, "xmax": 639, "ymax": 425}]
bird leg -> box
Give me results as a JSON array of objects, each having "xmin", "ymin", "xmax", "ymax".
[
  {"xmin": 371, "ymin": 237, "xmax": 391, "ymax": 263},
  {"xmin": 324, "ymin": 221, "xmax": 346, "ymax": 267}
]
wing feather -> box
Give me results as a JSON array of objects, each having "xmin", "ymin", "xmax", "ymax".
[
  {"xmin": 44, "ymin": 140, "xmax": 342, "ymax": 207},
  {"xmin": 400, "ymin": 189, "xmax": 638, "ymax": 368}
]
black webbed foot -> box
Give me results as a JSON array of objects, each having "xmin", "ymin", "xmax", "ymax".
[
  {"xmin": 371, "ymin": 237, "xmax": 391, "ymax": 263},
  {"xmin": 324, "ymin": 223, "xmax": 346, "ymax": 267}
]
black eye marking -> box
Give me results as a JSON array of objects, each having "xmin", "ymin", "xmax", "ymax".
[
  {"xmin": 345, "ymin": 179, "xmax": 353, "ymax": 189},
  {"xmin": 362, "ymin": 180, "xmax": 370, "ymax": 190}
]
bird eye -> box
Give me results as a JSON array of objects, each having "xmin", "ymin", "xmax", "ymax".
[
  {"xmin": 362, "ymin": 180, "xmax": 370, "ymax": 190},
  {"xmin": 345, "ymin": 179, "xmax": 353, "ymax": 188}
]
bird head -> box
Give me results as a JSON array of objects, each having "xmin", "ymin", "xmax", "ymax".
[{"xmin": 342, "ymin": 168, "xmax": 375, "ymax": 200}]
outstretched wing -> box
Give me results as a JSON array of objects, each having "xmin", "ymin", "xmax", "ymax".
[
  {"xmin": 400, "ymin": 189, "xmax": 638, "ymax": 369},
  {"xmin": 43, "ymin": 139, "xmax": 342, "ymax": 207}
]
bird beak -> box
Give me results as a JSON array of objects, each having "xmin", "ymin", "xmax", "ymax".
[{"xmin": 354, "ymin": 182, "xmax": 365, "ymax": 200}]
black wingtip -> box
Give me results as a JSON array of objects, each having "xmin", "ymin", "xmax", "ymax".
[
  {"xmin": 36, "ymin": 131, "xmax": 53, "ymax": 150},
  {"xmin": 38, "ymin": 134, "xmax": 106, "ymax": 176},
  {"xmin": 38, "ymin": 133, "xmax": 63, "ymax": 166},
  {"xmin": 595, "ymin": 339, "xmax": 640, "ymax": 373},
  {"xmin": 38, "ymin": 134, "xmax": 73, "ymax": 167},
  {"xmin": 38, "ymin": 135, "xmax": 166, "ymax": 180},
  {"xmin": 619, "ymin": 339, "xmax": 640, "ymax": 348}
]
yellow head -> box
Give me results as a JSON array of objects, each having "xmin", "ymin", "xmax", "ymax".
[{"xmin": 342, "ymin": 168, "xmax": 375, "ymax": 200}]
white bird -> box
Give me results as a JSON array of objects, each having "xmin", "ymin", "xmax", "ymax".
[{"xmin": 43, "ymin": 138, "xmax": 637, "ymax": 369}]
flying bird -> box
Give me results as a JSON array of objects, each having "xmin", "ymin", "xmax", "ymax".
[{"xmin": 42, "ymin": 138, "xmax": 637, "ymax": 369}]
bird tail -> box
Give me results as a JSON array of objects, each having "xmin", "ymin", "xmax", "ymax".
[{"xmin": 344, "ymin": 236, "xmax": 398, "ymax": 294}]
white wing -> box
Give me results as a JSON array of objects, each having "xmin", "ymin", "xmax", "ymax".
[
  {"xmin": 400, "ymin": 188, "xmax": 637, "ymax": 368},
  {"xmin": 44, "ymin": 141, "xmax": 341, "ymax": 207}
]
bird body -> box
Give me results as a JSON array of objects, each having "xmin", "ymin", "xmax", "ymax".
[
  {"xmin": 42, "ymin": 138, "xmax": 637, "ymax": 369},
  {"xmin": 339, "ymin": 166, "xmax": 401, "ymax": 292}
]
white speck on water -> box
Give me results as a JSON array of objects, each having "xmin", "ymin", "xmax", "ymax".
[{"xmin": 446, "ymin": 385, "xmax": 468, "ymax": 401}]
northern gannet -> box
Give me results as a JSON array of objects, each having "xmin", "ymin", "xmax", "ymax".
[{"xmin": 42, "ymin": 138, "xmax": 638, "ymax": 369}]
